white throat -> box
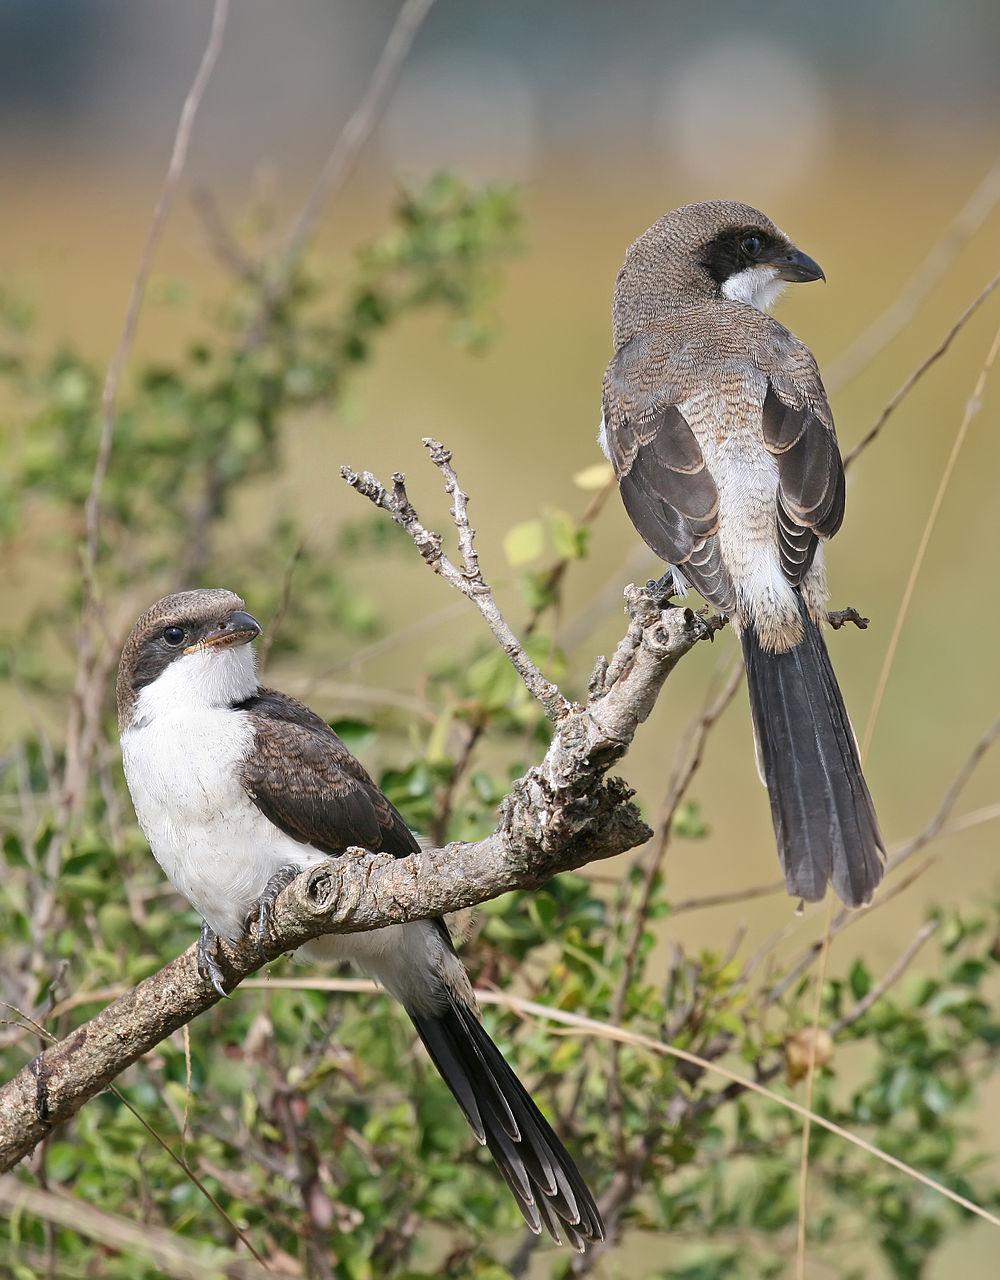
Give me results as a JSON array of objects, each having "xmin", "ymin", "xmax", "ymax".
[
  {"xmin": 130, "ymin": 645, "xmax": 258, "ymax": 728},
  {"xmin": 721, "ymin": 265, "xmax": 787, "ymax": 313}
]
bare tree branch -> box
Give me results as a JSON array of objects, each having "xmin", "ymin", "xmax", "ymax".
[
  {"xmin": 0, "ymin": 443, "xmax": 718, "ymax": 1173},
  {"xmin": 342, "ymin": 438, "xmax": 576, "ymax": 720}
]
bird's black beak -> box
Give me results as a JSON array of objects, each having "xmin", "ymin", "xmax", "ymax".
[
  {"xmin": 186, "ymin": 610, "xmax": 262, "ymax": 654},
  {"xmin": 770, "ymin": 243, "xmax": 825, "ymax": 284}
]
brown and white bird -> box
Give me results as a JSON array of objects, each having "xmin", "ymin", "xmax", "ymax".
[
  {"xmin": 600, "ymin": 201, "xmax": 883, "ymax": 908},
  {"xmin": 117, "ymin": 589, "xmax": 603, "ymax": 1250}
]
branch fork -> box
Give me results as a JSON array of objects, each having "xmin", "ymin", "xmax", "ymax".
[{"xmin": 0, "ymin": 439, "xmax": 719, "ymax": 1172}]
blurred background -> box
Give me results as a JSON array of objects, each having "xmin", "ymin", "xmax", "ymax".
[{"xmin": 1, "ymin": 2, "xmax": 999, "ymax": 1277}]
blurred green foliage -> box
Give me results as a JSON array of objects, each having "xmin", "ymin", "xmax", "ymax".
[{"xmin": 0, "ymin": 175, "xmax": 998, "ymax": 1280}]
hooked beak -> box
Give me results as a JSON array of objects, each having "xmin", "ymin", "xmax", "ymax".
[
  {"xmin": 184, "ymin": 610, "xmax": 262, "ymax": 655},
  {"xmin": 770, "ymin": 243, "xmax": 825, "ymax": 284}
]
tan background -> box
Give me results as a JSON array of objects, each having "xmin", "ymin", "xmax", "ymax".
[{"xmin": 1, "ymin": 2, "xmax": 998, "ymax": 1274}]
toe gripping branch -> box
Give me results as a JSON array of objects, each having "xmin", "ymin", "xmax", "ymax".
[
  {"xmin": 196, "ymin": 920, "xmax": 228, "ymax": 999},
  {"xmin": 644, "ymin": 569, "xmax": 680, "ymax": 609},
  {"xmin": 197, "ymin": 867, "xmax": 303, "ymax": 999},
  {"xmin": 249, "ymin": 865, "xmax": 301, "ymax": 951}
]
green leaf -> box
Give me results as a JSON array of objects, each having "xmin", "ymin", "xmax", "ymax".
[
  {"xmin": 328, "ymin": 717, "xmax": 375, "ymax": 753},
  {"xmin": 502, "ymin": 518, "xmax": 545, "ymax": 567}
]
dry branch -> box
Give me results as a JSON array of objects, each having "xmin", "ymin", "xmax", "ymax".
[
  {"xmin": 342, "ymin": 438, "xmax": 575, "ymax": 720},
  {"xmin": 0, "ymin": 443, "xmax": 717, "ymax": 1174}
]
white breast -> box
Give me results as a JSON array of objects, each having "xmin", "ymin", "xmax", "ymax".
[
  {"xmin": 120, "ymin": 664, "xmax": 450, "ymax": 1011},
  {"xmin": 122, "ymin": 704, "xmax": 313, "ymax": 940}
]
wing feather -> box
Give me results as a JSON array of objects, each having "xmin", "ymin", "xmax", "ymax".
[
  {"xmin": 761, "ymin": 385, "xmax": 845, "ymax": 584},
  {"xmin": 236, "ymin": 688, "xmax": 419, "ymax": 860},
  {"xmin": 605, "ymin": 339, "xmax": 734, "ymax": 610}
]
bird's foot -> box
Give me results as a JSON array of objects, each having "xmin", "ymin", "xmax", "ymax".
[
  {"xmin": 685, "ymin": 607, "xmax": 721, "ymax": 644},
  {"xmin": 250, "ymin": 864, "xmax": 300, "ymax": 951},
  {"xmin": 197, "ymin": 921, "xmax": 228, "ymax": 999},
  {"xmin": 644, "ymin": 570, "xmax": 679, "ymax": 609}
]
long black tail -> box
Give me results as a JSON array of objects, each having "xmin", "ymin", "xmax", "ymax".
[
  {"xmin": 741, "ymin": 593, "xmax": 884, "ymax": 908},
  {"xmin": 409, "ymin": 995, "xmax": 604, "ymax": 1251}
]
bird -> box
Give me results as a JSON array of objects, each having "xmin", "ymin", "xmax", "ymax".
[
  {"xmin": 116, "ymin": 588, "xmax": 604, "ymax": 1250},
  {"xmin": 599, "ymin": 201, "xmax": 884, "ymax": 909}
]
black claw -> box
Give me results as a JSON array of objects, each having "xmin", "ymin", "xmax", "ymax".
[
  {"xmin": 251, "ymin": 865, "xmax": 300, "ymax": 950},
  {"xmin": 644, "ymin": 570, "xmax": 678, "ymax": 609},
  {"xmin": 685, "ymin": 607, "xmax": 715, "ymax": 644},
  {"xmin": 197, "ymin": 921, "xmax": 229, "ymax": 999}
]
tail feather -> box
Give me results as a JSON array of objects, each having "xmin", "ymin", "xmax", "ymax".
[
  {"xmin": 410, "ymin": 995, "xmax": 604, "ymax": 1251},
  {"xmin": 741, "ymin": 592, "xmax": 884, "ymax": 908}
]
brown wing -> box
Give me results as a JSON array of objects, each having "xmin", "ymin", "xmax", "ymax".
[
  {"xmin": 604, "ymin": 342, "xmax": 734, "ymax": 611},
  {"xmin": 237, "ymin": 688, "xmax": 419, "ymax": 859},
  {"xmin": 761, "ymin": 384, "xmax": 845, "ymax": 585}
]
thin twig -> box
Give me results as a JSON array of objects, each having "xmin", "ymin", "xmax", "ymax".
[
  {"xmin": 670, "ymin": 879, "xmax": 786, "ymax": 915},
  {"xmin": 258, "ymin": 538, "xmax": 306, "ymax": 669},
  {"xmin": 190, "ymin": 185, "xmax": 260, "ymax": 281},
  {"xmin": 526, "ymin": 476, "xmax": 618, "ymax": 637},
  {"xmin": 604, "ymin": 654, "xmax": 741, "ymax": 1160},
  {"xmin": 429, "ymin": 713, "xmax": 487, "ymax": 845},
  {"xmin": 843, "ymin": 271, "xmax": 1000, "ymax": 469},
  {"xmin": 341, "ymin": 439, "xmax": 572, "ymax": 720},
  {"xmin": 827, "ymin": 156, "xmax": 1000, "ymax": 391},
  {"xmin": 829, "ymin": 918, "xmax": 939, "ymax": 1036},
  {"xmin": 861, "ymin": 322, "xmax": 1000, "ymax": 758},
  {"xmin": 245, "ymin": 0, "xmax": 436, "ymax": 347},
  {"xmin": 63, "ymin": 0, "xmax": 229, "ymax": 821},
  {"xmin": 83, "ymin": 0, "xmax": 229, "ymax": 572},
  {"xmin": 613, "ymin": 656, "xmax": 743, "ymax": 1007}
]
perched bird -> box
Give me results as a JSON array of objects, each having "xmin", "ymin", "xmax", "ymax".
[
  {"xmin": 117, "ymin": 589, "xmax": 604, "ymax": 1250},
  {"xmin": 600, "ymin": 201, "xmax": 883, "ymax": 908}
]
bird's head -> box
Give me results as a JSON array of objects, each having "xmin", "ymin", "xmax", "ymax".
[
  {"xmin": 117, "ymin": 588, "xmax": 261, "ymax": 729},
  {"xmin": 612, "ymin": 200, "xmax": 824, "ymax": 347}
]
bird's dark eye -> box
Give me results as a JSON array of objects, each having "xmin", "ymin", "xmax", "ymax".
[
  {"xmin": 162, "ymin": 625, "xmax": 186, "ymax": 647},
  {"xmin": 740, "ymin": 234, "xmax": 763, "ymax": 258}
]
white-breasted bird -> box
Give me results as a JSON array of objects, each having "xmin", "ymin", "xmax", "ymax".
[{"xmin": 117, "ymin": 588, "xmax": 604, "ymax": 1249}]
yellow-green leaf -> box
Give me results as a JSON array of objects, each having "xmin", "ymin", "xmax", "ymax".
[
  {"xmin": 572, "ymin": 462, "xmax": 614, "ymax": 490},
  {"xmin": 502, "ymin": 518, "xmax": 545, "ymax": 567}
]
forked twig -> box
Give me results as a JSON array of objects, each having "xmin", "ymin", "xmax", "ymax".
[{"xmin": 342, "ymin": 438, "xmax": 572, "ymax": 720}]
